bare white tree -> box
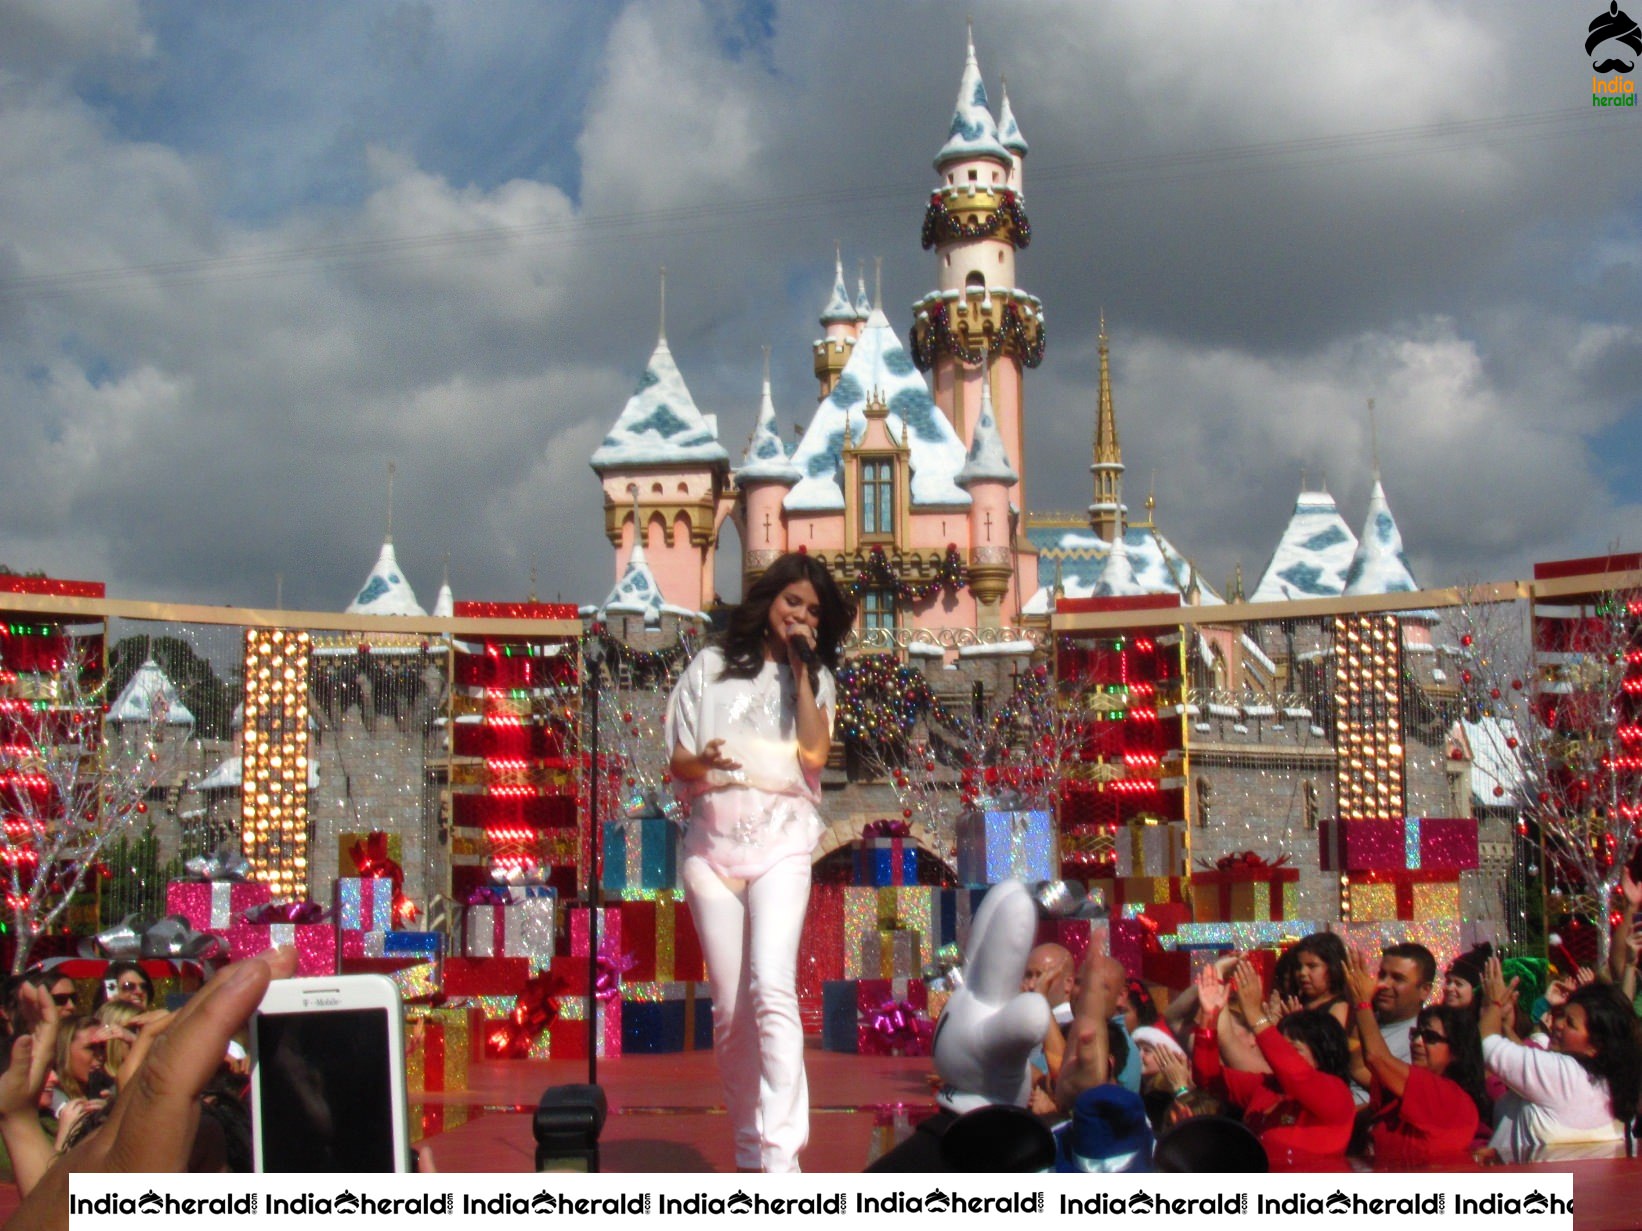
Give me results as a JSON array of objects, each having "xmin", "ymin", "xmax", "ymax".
[
  {"xmin": 1452, "ymin": 587, "xmax": 1642, "ymax": 968},
  {"xmin": 0, "ymin": 638, "xmax": 192, "ymax": 973}
]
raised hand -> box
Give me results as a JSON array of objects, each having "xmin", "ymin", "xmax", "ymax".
[
  {"xmin": 1196, "ymin": 962, "xmax": 1229, "ymax": 1023},
  {"xmin": 1232, "ymin": 960, "xmax": 1267, "ymax": 1025},
  {"xmin": 1342, "ymin": 946, "xmax": 1378, "ymax": 1007}
]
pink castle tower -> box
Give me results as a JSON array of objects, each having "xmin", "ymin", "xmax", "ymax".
[
  {"xmin": 956, "ymin": 359, "xmax": 1021, "ymax": 627},
  {"xmin": 732, "ymin": 348, "xmax": 800, "ymax": 589},
  {"xmin": 911, "ymin": 30, "xmax": 1042, "ymax": 518},
  {"xmin": 590, "ymin": 278, "xmax": 734, "ymax": 614}
]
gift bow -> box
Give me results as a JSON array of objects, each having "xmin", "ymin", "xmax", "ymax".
[
  {"xmin": 1199, "ymin": 850, "xmax": 1291, "ymax": 872},
  {"xmin": 862, "ymin": 819, "xmax": 911, "ymax": 839},
  {"xmin": 858, "ymin": 999, "xmax": 934, "ymax": 1056},
  {"xmin": 594, "ymin": 938, "xmax": 638, "ymax": 1004},
  {"xmin": 183, "ymin": 843, "xmax": 251, "ymax": 882},
  {"xmin": 78, "ymin": 913, "xmax": 227, "ymax": 962},
  {"xmin": 242, "ymin": 901, "xmax": 329, "ymax": 926},
  {"xmin": 348, "ymin": 831, "xmax": 418, "ymax": 923}
]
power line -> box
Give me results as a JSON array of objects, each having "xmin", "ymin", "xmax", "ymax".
[{"xmin": 0, "ymin": 106, "xmax": 1616, "ymax": 303}]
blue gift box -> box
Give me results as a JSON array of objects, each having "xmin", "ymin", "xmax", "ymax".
[
  {"xmin": 821, "ymin": 980, "xmax": 860, "ymax": 1053},
  {"xmin": 956, "ymin": 809, "xmax": 1052, "ymax": 887},
  {"xmin": 929, "ymin": 887, "xmax": 991, "ymax": 951},
  {"xmin": 383, "ymin": 931, "xmax": 443, "ymax": 958},
  {"xmin": 619, "ymin": 982, "xmax": 713, "ymax": 1054},
  {"xmin": 853, "ymin": 838, "xmax": 918, "ymax": 887},
  {"xmin": 602, "ymin": 819, "xmax": 679, "ymax": 893}
]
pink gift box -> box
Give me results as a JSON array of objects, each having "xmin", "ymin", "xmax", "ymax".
[
  {"xmin": 227, "ymin": 921, "xmax": 338, "ymax": 975},
  {"xmin": 166, "ymin": 880, "xmax": 271, "ymax": 932},
  {"xmin": 1321, "ymin": 817, "xmax": 1480, "ymax": 873}
]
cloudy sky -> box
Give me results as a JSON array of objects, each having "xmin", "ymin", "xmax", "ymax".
[{"xmin": 1, "ymin": 0, "xmax": 1638, "ymax": 614}]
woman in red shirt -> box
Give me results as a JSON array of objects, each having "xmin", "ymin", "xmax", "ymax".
[
  {"xmin": 1192, "ymin": 959, "xmax": 1356, "ymax": 1166},
  {"xmin": 1342, "ymin": 947, "xmax": 1489, "ymax": 1165}
]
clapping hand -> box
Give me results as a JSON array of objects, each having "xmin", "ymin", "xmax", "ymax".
[
  {"xmin": 1232, "ymin": 960, "xmax": 1267, "ymax": 1026},
  {"xmin": 1195, "ymin": 961, "xmax": 1229, "ymax": 1025}
]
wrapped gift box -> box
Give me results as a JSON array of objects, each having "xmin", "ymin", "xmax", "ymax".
[
  {"xmin": 340, "ymin": 930, "xmax": 443, "ymax": 961},
  {"xmin": 335, "ymin": 878, "xmax": 395, "ymax": 932},
  {"xmin": 338, "ymin": 831, "xmax": 402, "ymax": 879},
  {"xmin": 855, "ymin": 978, "xmax": 931, "ymax": 1056},
  {"xmin": 1089, "ymin": 876, "xmax": 1187, "ymax": 911},
  {"xmin": 928, "ymin": 887, "xmax": 990, "ymax": 952},
  {"xmin": 167, "ymin": 880, "xmax": 271, "ymax": 932},
  {"xmin": 547, "ymin": 998, "xmax": 620, "ymax": 1059},
  {"xmin": 226, "ymin": 921, "xmax": 337, "ymax": 975},
  {"xmin": 853, "ymin": 838, "xmax": 917, "ymax": 887},
  {"xmin": 1114, "ymin": 821, "xmax": 1187, "ymax": 877},
  {"xmin": 619, "ymin": 981, "xmax": 713, "ymax": 1054},
  {"xmin": 463, "ymin": 891, "xmax": 555, "ymax": 960},
  {"xmin": 1189, "ymin": 867, "xmax": 1299, "ymax": 922},
  {"xmin": 822, "ymin": 978, "xmax": 930, "ymax": 1053},
  {"xmin": 442, "ymin": 956, "xmax": 533, "ymax": 998},
  {"xmin": 856, "ymin": 928, "xmax": 922, "ymax": 980},
  {"xmin": 956, "ymin": 809, "xmax": 1052, "ymax": 886},
  {"xmin": 1320, "ymin": 817, "xmax": 1480, "ymax": 874},
  {"xmin": 601, "ymin": 818, "xmax": 678, "ymax": 893},
  {"xmin": 406, "ymin": 1005, "xmax": 482, "ymax": 1095},
  {"xmin": 605, "ymin": 894, "xmax": 705, "ymax": 983},
  {"xmin": 1034, "ymin": 918, "xmax": 1095, "ymax": 970},
  {"xmin": 1347, "ymin": 870, "xmax": 1463, "ymax": 922}
]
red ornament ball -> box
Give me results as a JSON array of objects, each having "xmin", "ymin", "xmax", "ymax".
[
  {"xmin": 902, "ymin": 808, "xmax": 913, "ymax": 818},
  {"xmin": 1461, "ymin": 634, "xmax": 1473, "ymax": 647},
  {"xmin": 1493, "ymin": 785, "xmax": 1505, "ymax": 798}
]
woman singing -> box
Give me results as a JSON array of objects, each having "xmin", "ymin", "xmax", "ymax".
[{"xmin": 665, "ymin": 552, "xmax": 853, "ymax": 1172}]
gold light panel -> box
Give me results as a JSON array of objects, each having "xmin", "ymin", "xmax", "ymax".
[
  {"xmin": 1333, "ymin": 613, "xmax": 1404, "ymax": 822},
  {"xmin": 240, "ymin": 629, "xmax": 312, "ymax": 899}
]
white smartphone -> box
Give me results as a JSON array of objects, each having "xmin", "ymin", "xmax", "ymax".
[{"xmin": 249, "ymin": 974, "xmax": 411, "ymax": 1173}]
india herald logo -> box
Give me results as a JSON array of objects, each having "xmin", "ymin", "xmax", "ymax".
[{"xmin": 1588, "ymin": 2, "xmax": 1642, "ymax": 72}]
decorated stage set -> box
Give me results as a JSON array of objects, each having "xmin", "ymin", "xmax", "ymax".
[{"xmin": 13, "ymin": 570, "xmax": 1622, "ymax": 1154}]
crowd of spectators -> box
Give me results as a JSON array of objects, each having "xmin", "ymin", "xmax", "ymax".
[{"xmin": 998, "ymin": 867, "xmax": 1642, "ymax": 1173}]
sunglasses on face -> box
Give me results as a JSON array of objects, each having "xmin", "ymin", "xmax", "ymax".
[
  {"xmin": 51, "ymin": 992, "xmax": 77, "ymax": 1007},
  {"xmin": 1414, "ymin": 1028, "xmax": 1450, "ymax": 1046},
  {"xmin": 116, "ymin": 982, "xmax": 146, "ymax": 994}
]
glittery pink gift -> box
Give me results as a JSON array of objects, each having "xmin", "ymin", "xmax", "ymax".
[{"xmin": 227, "ymin": 921, "xmax": 337, "ymax": 975}]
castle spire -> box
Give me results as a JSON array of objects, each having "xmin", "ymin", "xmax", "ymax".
[
  {"xmin": 820, "ymin": 245, "xmax": 855, "ymax": 325},
  {"xmin": 934, "ymin": 25, "xmax": 1010, "ymax": 170},
  {"xmin": 1088, "ymin": 312, "xmax": 1126, "ymax": 542},
  {"xmin": 658, "ymin": 265, "xmax": 667, "ymax": 342}
]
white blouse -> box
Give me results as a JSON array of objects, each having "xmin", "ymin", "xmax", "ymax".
[{"xmin": 664, "ymin": 645, "xmax": 835, "ymax": 879}]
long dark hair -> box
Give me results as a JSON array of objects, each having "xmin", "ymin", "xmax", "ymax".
[
  {"xmin": 1277, "ymin": 1008, "xmax": 1352, "ymax": 1085},
  {"xmin": 1418, "ymin": 1004, "xmax": 1491, "ymax": 1125},
  {"xmin": 1282, "ymin": 931, "xmax": 1347, "ymax": 1002},
  {"xmin": 1564, "ymin": 983, "xmax": 1642, "ymax": 1129},
  {"xmin": 717, "ymin": 553, "xmax": 854, "ymax": 679}
]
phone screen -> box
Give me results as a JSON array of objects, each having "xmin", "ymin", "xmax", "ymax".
[{"xmin": 255, "ymin": 1008, "xmax": 396, "ymax": 1172}]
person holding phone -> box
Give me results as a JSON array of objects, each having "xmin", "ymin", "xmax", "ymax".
[{"xmin": 665, "ymin": 551, "xmax": 852, "ymax": 1173}]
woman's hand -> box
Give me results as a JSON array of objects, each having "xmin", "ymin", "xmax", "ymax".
[
  {"xmin": 1478, "ymin": 955, "xmax": 1519, "ymax": 1039},
  {"xmin": 52, "ymin": 1099, "xmax": 103, "ymax": 1152},
  {"xmin": 1263, "ymin": 990, "xmax": 1303, "ymax": 1023},
  {"xmin": 1154, "ymin": 1044, "xmax": 1190, "ymax": 1093},
  {"xmin": 1195, "ymin": 963, "xmax": 1228, "ymax": 1026},
  {"xmin": 1232, "ymin": 960, "xmax": 1268, "ymax": 1029}
]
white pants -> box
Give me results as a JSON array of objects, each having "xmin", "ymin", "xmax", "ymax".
[{"xmin": 682, "ymin": 850, "xmax": 812, "ymax": 1172}]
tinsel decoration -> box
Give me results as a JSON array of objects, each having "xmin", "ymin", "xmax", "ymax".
[
  {"xmin": 911, "ymin": 298, "xmax": 1045, "ymax": 371},
  {"xmin": 920, "ymin": 188, "xmax": 1031, "ymax": 249},
  {"xmin": 846, "ymin": 545, "xmax": 967, "ymax": 604}
]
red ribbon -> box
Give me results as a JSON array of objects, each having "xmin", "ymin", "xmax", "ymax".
[
  {"xmin": 498, "ymin": 969, "xmax": 578, "ymax": 1057},
  {"xmin": 348, "ymin": 831, "xmax": 419, "ymax": 925}
]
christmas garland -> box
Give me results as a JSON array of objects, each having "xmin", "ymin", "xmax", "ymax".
[
  {"xmin": 846, "ymin": 545, "xmax": 968, "ymax": 603},
  {"xmin": 911, "ymin": 298, "xmax": 1045, "ymax": 371},
  {"xmin": 835, "ymin": 657, "xmax": 938, "ymax": 746},
  {"xmin": 920, "ymin": 189, "xmax": 1032, "ymax": 250}
]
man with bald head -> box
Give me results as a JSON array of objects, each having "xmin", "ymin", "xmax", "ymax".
[
  {"xmin": 1061, "ymin": 951, "xmax": 1142, "ymax": 1098},
  {"xmin": 1022, "ymin": 943, "xmax": 1075, "ymax": 1028}
]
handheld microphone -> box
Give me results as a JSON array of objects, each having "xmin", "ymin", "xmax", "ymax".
[{"xmin": 789, "ymin": 635, "xmax": 818, "ymax": 667}]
